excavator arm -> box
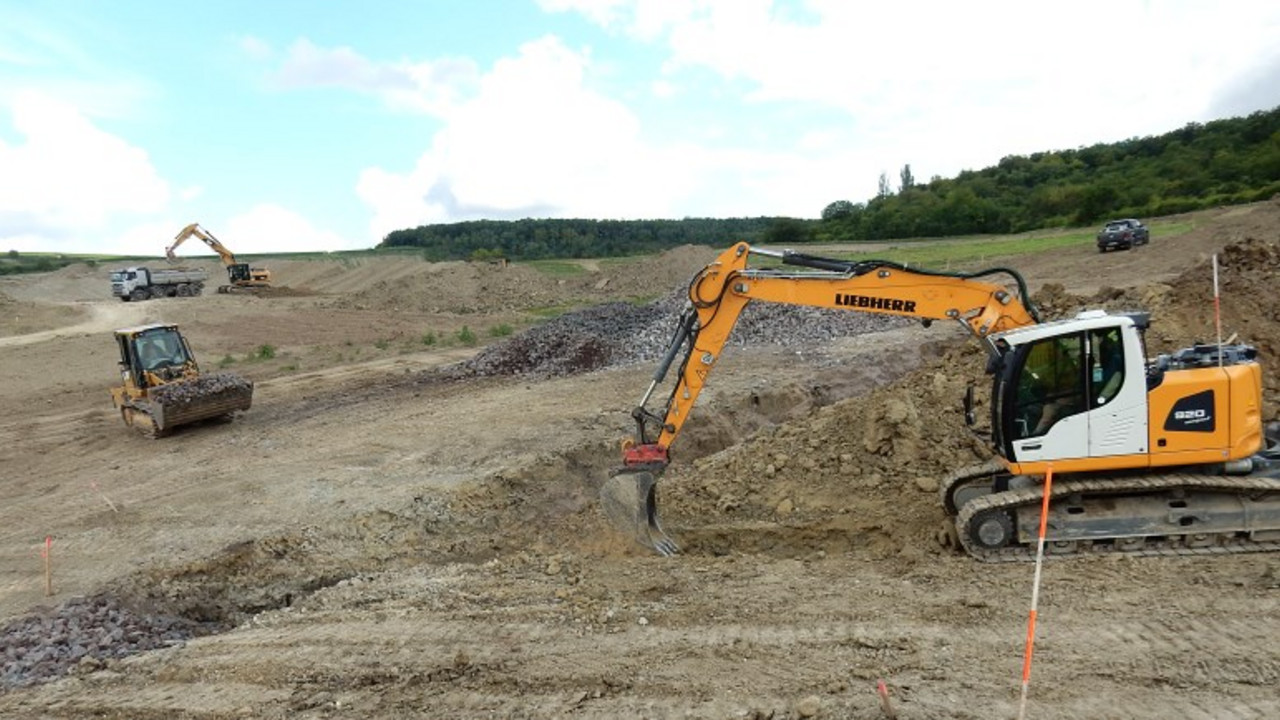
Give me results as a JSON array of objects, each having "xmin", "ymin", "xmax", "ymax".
[
  {"xmin": 166, "ymin": 223, "xmax": 238, "ymax": 267},
  {"xmin": 607, "ymin": 242, "xmax": 1040, "ymax": 554},
  {"xmin": 625, "ymin": 242, "xmax": 1040, "ymax": 466}
]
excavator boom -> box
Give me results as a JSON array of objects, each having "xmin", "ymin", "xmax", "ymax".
[
  {"xmin": 167, "ymin": 223, "xmax": 235, "ymax": 265},
  {"xmin": 625, "ymin": 242, "xmax": 1039, "ymax": 465}
]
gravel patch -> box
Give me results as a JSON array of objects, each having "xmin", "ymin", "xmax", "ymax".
[
  {"xmin": 455, "ymin": 291, "xmax": 911, "ymax": 379},
  {"xmin": 1, "ymin": 594, "xmax": 201, "ymax": 691}
]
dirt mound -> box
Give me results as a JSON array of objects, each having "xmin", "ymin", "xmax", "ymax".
[
  {"xmin": 319, "ymin": 245, "xmax": 718, "ymax": 315},
  {"xmin": 655, "ymin": 343, "xmax": 987, "ymax": 560},
  {"xmin": 234, "ymin": 285, "xmax": 315, "ymax": 298}
]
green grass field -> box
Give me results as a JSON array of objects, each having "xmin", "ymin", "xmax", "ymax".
[
  {"xmin": 795, "ymin": 219, "xmax": 1196, "ymax": 269},
  {"xmin": 0, "ymin": 219, "xmax": 1199, "ymax": 278}
]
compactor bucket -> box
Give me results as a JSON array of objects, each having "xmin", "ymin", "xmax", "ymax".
[
  {"xmin": 600, "ymin": 468, "xmax": 679, "ymax": 556},
  {"xmin": 133, "ymin": 372, "xmax": 253, "ymax": 437}
]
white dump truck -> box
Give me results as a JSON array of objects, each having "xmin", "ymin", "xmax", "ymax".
[{"xmin": 110, "ymin": 266, "xmax": 209, "ymax": 302}]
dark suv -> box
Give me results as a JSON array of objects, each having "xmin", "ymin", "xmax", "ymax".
[{"xmin": 1096, "ymin": 219, "xmax": 1150, "ymax": 252}]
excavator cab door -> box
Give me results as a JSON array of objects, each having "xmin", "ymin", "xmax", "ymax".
[
  {"xmin": 115, "ymin": 332, "xmax": 144, "ymax": 390},
  {"xmin": 1084, "ymin": 325, "xmax": 1149, "ymax": 458},
  {"xmin": 996, "ymin": 332, "xmax": 1090, "ymax": 462}
]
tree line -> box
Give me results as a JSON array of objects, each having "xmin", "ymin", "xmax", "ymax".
[
  {"xmin": 379, "ymin": 217, "xmax": 785, "ymax": 261},
  {"xmin": 378, "ymin": 105, "xmax": 1280, "ymax": 258},
  {"xmin": 819, "ymin": 105, "xmax": 1280, "ymax": 242}
]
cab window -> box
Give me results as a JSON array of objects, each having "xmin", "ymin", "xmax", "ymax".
[
  {"xmin": 1012, "ymin": 334, "xmax": 1085, "ymax": 439},
  {"xmin": 1089, "ymin": 327, "xmax": 1125, "ymax": 407}
]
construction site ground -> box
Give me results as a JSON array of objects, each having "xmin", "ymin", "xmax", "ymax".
[{"xmin": 2, "ymin": 202, "xmax": 1279, "ymax": 719}]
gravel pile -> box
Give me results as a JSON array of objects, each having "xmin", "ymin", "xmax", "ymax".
[
  {"xmin": 0, "ymin": 594, "xmax": 199, "ymax": 691},
  {"xmin": 457, "ymin": 290, "xmax": 910, "ymax": 379},
  {"xmin": 149, "ymin": 372, "xmax": 253, "ymax": 407}
]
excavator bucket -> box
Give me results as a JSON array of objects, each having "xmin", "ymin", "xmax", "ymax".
[{"xmin": 599, "ymin": 468, "xmax": 679, "ymax": 556}]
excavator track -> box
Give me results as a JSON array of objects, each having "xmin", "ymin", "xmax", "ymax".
[
  {"xmin": 938, "ymin": 459, "xmax": 1009, "ymax": 515},
  {"xmin": 953, "ymin": 471, "xmax": 1280, "ymax": 562}
]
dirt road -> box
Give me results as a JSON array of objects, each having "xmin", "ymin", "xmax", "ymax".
[{"xmin": 2, "ymin": 204, "xmax": 1279, "ymax": 718}]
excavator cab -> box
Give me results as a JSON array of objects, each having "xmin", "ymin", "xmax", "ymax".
[
  {"xmin": 986, "ymin": 312, "xmax": 1152, "ymax": 468},
  {"xmin": 226, "ymin": 262, "xmax": 272, "ymax": 286}
]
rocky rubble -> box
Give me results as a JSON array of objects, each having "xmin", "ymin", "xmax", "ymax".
[
  {"xmin": 149, "ymin": 372, "xmax": 254, "ymax": 407},
  {"xmin": 0, "ymin": 594, "xmax": 200, "ymax": 691},
  {"xmin": 456, "ymin": 290, "xmax": 911, "ymax": 379}
]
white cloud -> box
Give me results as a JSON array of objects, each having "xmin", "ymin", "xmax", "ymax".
[
  {"xmin": 271, "ymin": 38, "xmax": 479, "ymax": 116},
  {"xmin": 358, "ymin": 36, "xmax": 701, "ymax": 239},
  {"xmin": 0, "ymin": 91, "xmax": 170, "ymax": 250},
  {"xmin": 538, "ymin": 0, "xmax": 699, "ymax": 41},
  {"xmin": 222, "ymin": 204, "xmax": 355, "ymax": 253},
  {"xmin": 547, "ymin": 0, "xmax": 1280, "ymax": 204},
  {"xmin": 238, "ymin": 35, "xmax": 273, "ymax": 62},
  {"xmin": 101, "ymin": 208, "xmax": 358, "ymax": 257}
]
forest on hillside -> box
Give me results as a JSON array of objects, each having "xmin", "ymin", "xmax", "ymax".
[
  {"xmin": 379, "ymin": 106, "xmax": 1280, "ymax": 260},
  {"xmin": 380, "ymin": 217, "xmax": 783, "ymax": 261}
]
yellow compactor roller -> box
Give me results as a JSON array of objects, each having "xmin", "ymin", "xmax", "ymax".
[{"xmin": 110, "ymin": 324, "xmax": 253, "ymax": 438}]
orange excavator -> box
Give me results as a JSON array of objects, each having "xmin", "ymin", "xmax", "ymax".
[
  {"xmin": 606, "ymin": 242, "xmax": 1280, "ymax": 560},
  {"xmin": 166, "ymin": 223, "xmax": 272, "ymax": 294}
]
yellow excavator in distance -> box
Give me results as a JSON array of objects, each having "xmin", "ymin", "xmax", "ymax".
[
  {"xmin": 110, "ymin": 324, "xmax": 254, "ymax": 438},
  {"xmin": 166, "ymin": 223, "xmax": 272, "ymax": 294},
  {"xmin": 605, "ymin": 242, "xmax": 1280, "ymax": 560}
]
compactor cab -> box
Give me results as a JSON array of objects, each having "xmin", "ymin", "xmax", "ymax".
[
  {"xmin": 110, "ymin": 324, "xmax": 253, "ymax": 437},
  {"xmin": 117, "ymin": 325, "xmax": 197, "ymax": 386}
]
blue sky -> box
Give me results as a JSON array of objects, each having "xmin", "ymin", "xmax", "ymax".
[{"xmin": 1, "ymin": 0, "xmax": 1278, "ymax": 256}]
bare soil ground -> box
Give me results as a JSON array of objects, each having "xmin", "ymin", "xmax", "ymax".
[{"xmin": 2, "ymin": 202, "xmax": 1280, "ymax": 719}]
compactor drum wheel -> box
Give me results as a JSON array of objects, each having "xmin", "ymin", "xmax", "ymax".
[{"xmin": 600, "ymin": 469, "xmax": 680, "ymax": 556}]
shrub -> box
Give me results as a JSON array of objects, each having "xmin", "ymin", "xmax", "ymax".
[{"xmin": 456, "ymin": 326, "xmax": 477, "ymax": 345}]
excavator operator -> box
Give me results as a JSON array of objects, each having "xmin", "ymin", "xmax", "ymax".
[
  {"xmin": 1018, "ymin": 335, "xmax": 1086, "ymax": 437},
  {"xmin": 1091, "ymin": 328, "xmax": 1125, "ymax": 406},
  {"xmin": 138, "ymin": 334, "xmax": 184, "ymax": 371},
  {"xmin": 138, "ymin": 338, "xmax": 165, "ymax": 370}
]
